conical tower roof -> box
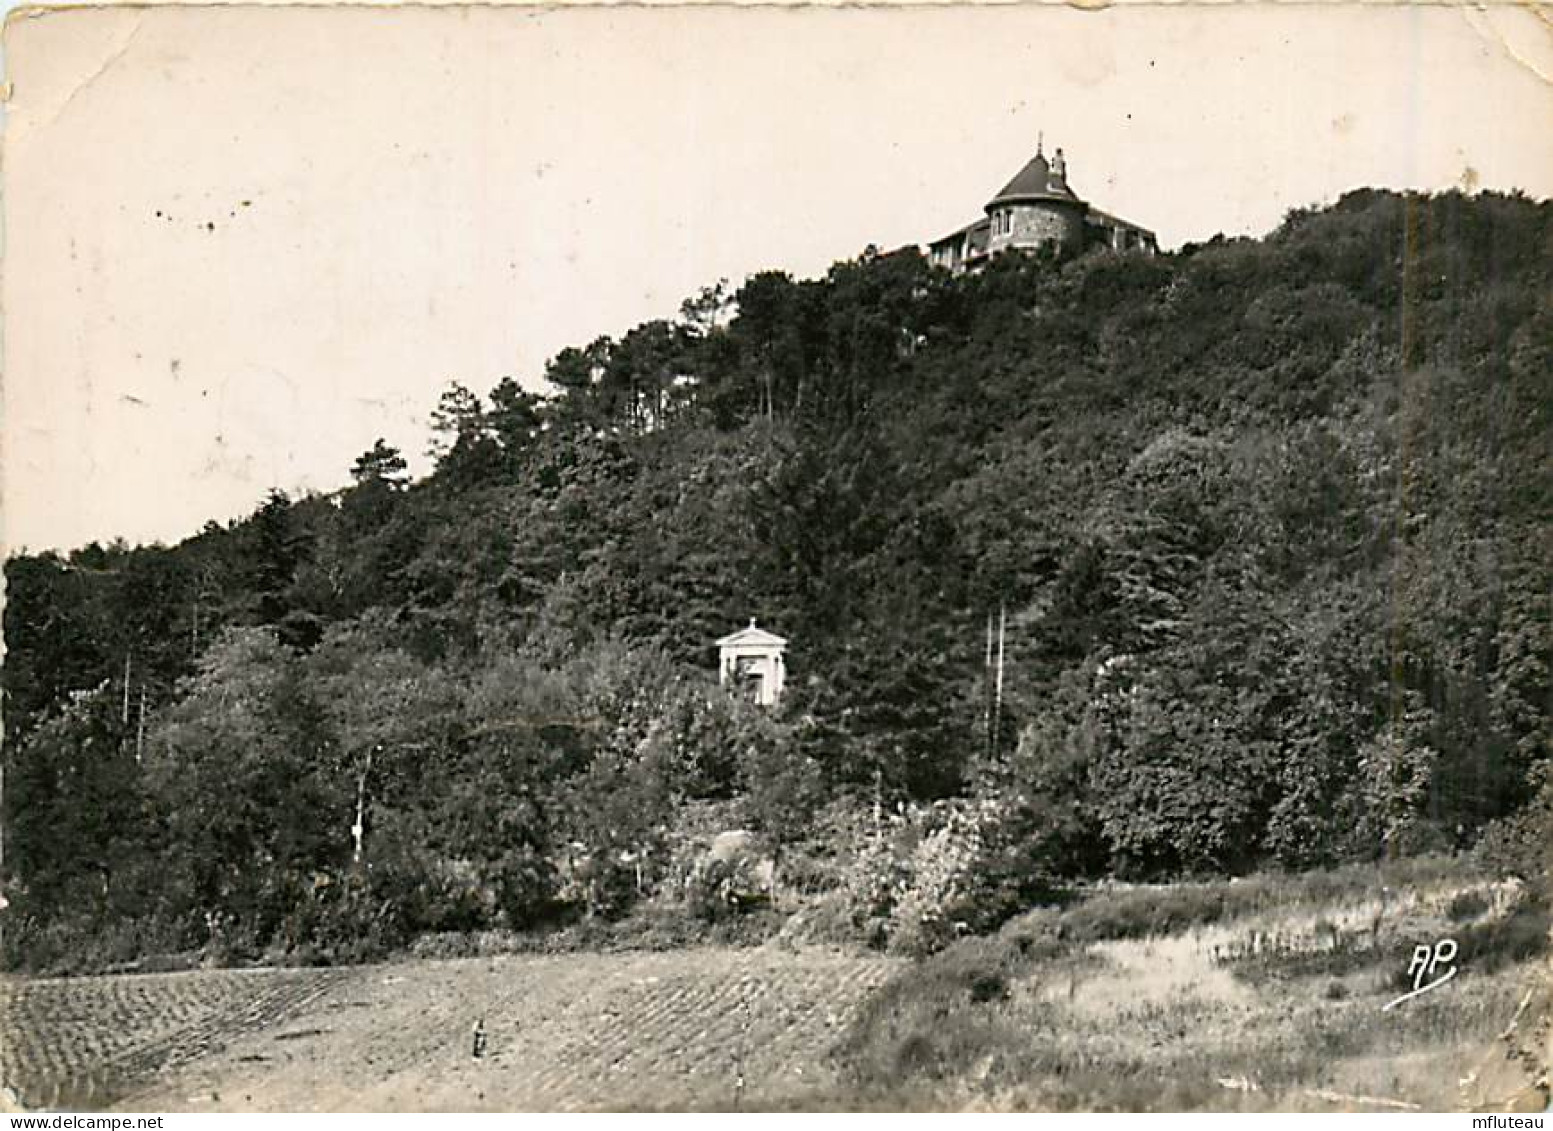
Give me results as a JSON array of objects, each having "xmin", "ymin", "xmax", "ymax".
[{"xmin": 986, "ymin": 144, "xmax": 1081, "ymax": 209}]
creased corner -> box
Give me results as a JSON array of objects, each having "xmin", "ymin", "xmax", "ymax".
[
  {"xmin": 1460, "ymin": 4, "xmax": 1553, "ymax": 90},
  {"xmin": 26, "ymin": 15, "xmax": 145, "ymax": 135}
]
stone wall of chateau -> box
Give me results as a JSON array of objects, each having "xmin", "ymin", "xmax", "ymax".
[{"xmin": 990, "ymin": 201, "xmax": 1085, "ymax": 254}]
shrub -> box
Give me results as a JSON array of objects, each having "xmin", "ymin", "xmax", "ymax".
[
  {"xmin": 1446, "ymin": 889, "xmax": 1491, "ymax": 923},
  {"xmin": 1453, "ymin": 895, "xmax": 1550, "ymax": 974},
  {"xmin": 0, "ymin": 902, "xmax": 194, "ymax": 976},
  {"xmin": 884, "ymin": 803, "xmax": 994, "ymax": 957},
  {"xmin": 824, "ymin": 798, "xmax": 1047, "ymax": 957},
  {"xmin": 278, "ymin": 870, "xmax": 408, "ymax": 966},
  {"xmin": 684, "ymin": 855, "xmax": 771, "ymax": 923},
  {"xmin": 1058, "ymin": 883, "xmax": 1230, "ymax": 942}
]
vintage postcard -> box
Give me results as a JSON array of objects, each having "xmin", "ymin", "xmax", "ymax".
[{"xmin": 2, "ymin": 1, "xmax": 1550, "ymax": 1114}]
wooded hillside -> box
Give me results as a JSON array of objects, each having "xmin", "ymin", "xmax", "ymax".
[{"xmin": 4, "ymin": 188, "xmax": 1548, "ymax": 969}]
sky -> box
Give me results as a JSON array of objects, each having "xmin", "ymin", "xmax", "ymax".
[{"xmin": 4, "ymin": 2, "xmax": 1551, "ymax": 553}]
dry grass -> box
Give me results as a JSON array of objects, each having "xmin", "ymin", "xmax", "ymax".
[{"xmin": 833, "ymin": 859, "xmax": 1551, "ymax": 1112}]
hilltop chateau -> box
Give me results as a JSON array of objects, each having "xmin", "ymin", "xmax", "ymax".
[{"xmin": 928, "ymin": 141, "xmax": 1157, "ymax": 272}]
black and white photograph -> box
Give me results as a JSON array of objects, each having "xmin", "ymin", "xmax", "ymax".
[{"xmin": 2, "ymin": 1, "xmax": 1550, "ymax": 1114}]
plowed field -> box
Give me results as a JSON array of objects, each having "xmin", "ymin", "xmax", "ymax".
[{"xmin": 1, "ymin": 947, "xmax": 900, "ymax": 1111}]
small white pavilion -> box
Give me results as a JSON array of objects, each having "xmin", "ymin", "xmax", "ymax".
[{"xmin": 717, "ymin": 619, "xmax": 788, "ymax": 707}]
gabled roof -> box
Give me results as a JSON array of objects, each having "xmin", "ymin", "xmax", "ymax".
[
  {"xmin": 717, "ymin": 620, "xmax": 788, "ymax": 649},
  {"xmin": 1085, "ymin": 207, "xmax": 1156, "ymax": 239},
  {"xmin": 930, "ymin": 216, "xmax": 991, "ymax": 249}
]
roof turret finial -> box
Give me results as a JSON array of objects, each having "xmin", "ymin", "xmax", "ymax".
[{"xmin": 1037, "ymin": 130, "xmax": 1044, "ymax": 157}]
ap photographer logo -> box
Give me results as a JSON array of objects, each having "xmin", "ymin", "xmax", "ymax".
[{"xmin": 1382, "ymin": 937, "xmax": 1458, "ymax": 1012}]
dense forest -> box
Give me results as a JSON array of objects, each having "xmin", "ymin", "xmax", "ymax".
[{"xmin": 4, "ymin": 188, "xmax": 1549, "ymax": 970}]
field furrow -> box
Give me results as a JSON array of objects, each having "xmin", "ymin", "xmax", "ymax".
[{"xmin": 2, "ymin": 947, "xmax": 899, "ymax": 1112}]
